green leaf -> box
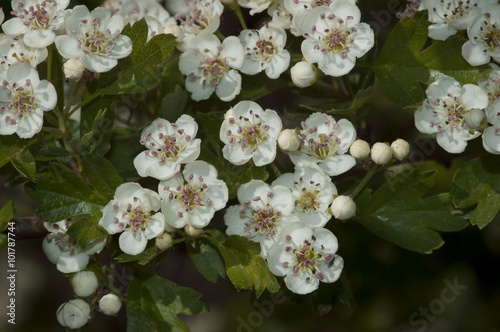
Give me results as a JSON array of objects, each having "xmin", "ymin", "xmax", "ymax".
[
  {"xmin": 73, "ymin": 107, "xmax": 116, "ymax": 156},
  {"xmin": 450, "ymin": 155, "xmax": 500, "ymax": 229},
  {"xmin": 91, "ymin": 19, "xmax": 176, "ymax": 96},
  {"xmin": 0, "ymin": 135, "xmax": 32, "ymax": 168},
  {"xmin": 162, "ymin": 85, "xmax": 188, "ymax": 122},
  {"xmin": 24, "ymin": 163, "xmax": 106, "ymax": 222},
  {"xmin": 65, "ymin": 215, "xmax": 107, "ymax": 247},
  {"xmin": 239, "ymin": 73, "xmax": 293, "ymax": 101},
  {"xmin": 10, "ymin": 148, "xmax": 36, "ymax": 182},
  {"xmin": 115, "ymin": 245, "xmax": 162, "ymax": 265},
  {"xmin": 299, "ymin": 86, "xmax": 373, "ymax": 114},
  {"xmin": 186, "ymin": 228, "xmax": 226, "ymax": 283},
  {"xmin": 312, "ymin": 272, "xmax": 353, "ymax": 315},
  {"xmin": 0, "ymin": 201, "xmax": 15, "ymax": 232},
  {"xmin": 354, "ymin": 170, "xmax": 469, "ymax": 254},
  {"xmin": 107, "ymin": 127, "xmax": 144, "ymax": 178},
  {"xmin": 81, "ymin": 155, "xmax": 124, "ymax": 201},
  {"xmin": 206, "ymin": 234, "xmax": 280, "ymax": 297},
  {"xmin": 126, "ymin": 275, "xmax": 208, "ymax": 332},
  {"xmin": 238, "ymin": 164, "xmax": 269, "ymax": 185},
  {"xmin": 373, "ymin": 11, "xmax": 430, "ymax": 107},
  {"xmin": 80, "ymin": 95, "xmax": 115, "ymax": 137}
]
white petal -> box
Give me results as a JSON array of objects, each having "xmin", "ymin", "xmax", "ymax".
[
  {"xmin": 462, "ymin": 41, "xmax": 490, "ymax": 66},
  {"xmin": 265, "ymin": 50, "xmax": 290, "ymax": 79},
  {"xmin": 318, "ymin": 53, "xmax": 356, "ymax": 77},
  {"xmin": 57, "ymin": 252, "xmax": 89, "ymax": 273},
  {"xmin": 17, "ymin": 110, "xmax": 44, "ymax": 138},
  {"xmin": 55, "ymin": 36, "xmax": 84, "ymax": 59},
  {"xmin": 267, "ymin": 243, "xmax": 293, "ymax": 276},
  {"xmin": 482, "ymin": 126, "xmax": 500, "ymax": 154},
  {"xmin": 162, "ymin": 200, "xmax": 187, "ymax": 228},
  {"xmin": 237, "ymin": 180, "xmax": 272, "ymax": 205},
  {"xmin": 42, "ymin": 238, "xmax": 62, "ymax": 264},
  {"xmin": 253, "ymin": 140, "xmax": 277, "ymax": 166},
  {"xmin": 82, "ymin": 54, "xmax": 118, "ymax": 73},
  {"xmin": 319, "ymin": 154, "xmax": 356, "ymax": 176},
  {"xmin": 436, "ymin": 127, "xmax": 472, "ymax": 153},
  {"xmin": 461, "ymin": 84, "xmax": 489, "ymax": 110},
  {"xmin": 119, "ymin": 231, "xmax": 148, "ymax": 255},
  {"xmin": 216, "ymin": 70, "xmax": 242, "ymax": 102},
  {"xmin": 414, "ymin": 105, "xmax": 441, "ymax": 134},
  {"xmin": 23, "ymin": 29, "xmax": 56, "ymax": 48},
  {"xmin": 185, "ymin": 77, "xmax": 215, "ymax": 101},
  {"xmin": 108, "ymin": 35, "xmax": 132, "ymax": 59},
  {"xmin": 222, "ymin": 144, "xmax": 252, "ymax": 166},
  {"xmin": 144, "ymin": 213, "xmax": 165, "ymax": 239},
  {"xmin": 336, "ymin": 118, "xmax": 357, "ymax": 154},
  {"xmin": 2, "ymin": 17, "xmax": 30, "ymax": 36},
  {"xmin": 220, "ymin": 36, "xmax": 245, "ymax": 69},
  {"xmin": 34, "ymin": 80, "xmax": 57, "ymax": 111},
  {"xmin": 318, "ymin": 254, "xmax": 344, "ymax": 283},
  {"xmin": 428, "ymin": 23, "xmax": 457, "ymax": 41},
  {"xmin": 270, "ymin": 185, "xmax": 295, "ymax": 216},
  {"xmin": 284, "ymin": 271, "xmax": 320, "ymax": 294}
]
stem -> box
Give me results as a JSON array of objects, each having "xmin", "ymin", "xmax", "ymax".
[
  {"xmin": 53, "ymin": 106, "xmax": 83, "ymax": 174},
  {"xmin": 234, "ymin": 5, "xmax": 248, "ymax": 30},
  {"xmin": 63, "ymin": 80, "xmax": 82, "ymax": 117},
  {"xmin": 46, "ymin": 46, "xmax": 53, "ymax": 82},
  {"xmin": 270, "ymin": 162, "xmax": 281, "ymax": 178},
  {"xmin": 215, "ymin": 30, "xmax": 226, "ymax": 41},
  {"xmin": 350, "ymin": 166, "xmax": 379, "ymax": 199},
  {"xmin": 68, "ymin": 94, "xmax": 98, "ymax": 117}
]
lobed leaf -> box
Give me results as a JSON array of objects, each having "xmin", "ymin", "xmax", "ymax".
[{"xmin": 186, "ymin": 228, "xmax": 226, "ymax": 283}]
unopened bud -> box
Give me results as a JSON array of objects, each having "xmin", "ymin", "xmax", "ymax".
[
  {"xmin": 391, "ymin": 139, "xmax": 410, "ymax": 160},
  {"xmin": 330, "ymin": 195, "xmax": 356, "ymax": 220},
  {"xmin": 290, "ymin": 61, "xmax": 317, "ymax": 88},
  {"xmin": 99, "ymin": 293, "xmax": 122, "ymax": 316},
  {"xmin": 72, "ymin": 271, "xmax": 99, "ymax": 297},
  {"xmin": 464, "ymin": 109, "xmax": 487, "ymax": 130},
  {"xmin": 371, "ymin": 142, "xmax": 393, "ymax": 165},
  {"xmin": 63, "ymin": 58, "xmax": 86, "ymax": 81},
  {"xmin": 155, "ymin": 232, "xmax": 173, "ymax": 251},
  {"xmin": 185, "ymin": 224, "xmax": 203, "ymax": 238},
  {"xmin": 56, "ymin": 299, "xmax": 91, "ymax": 329},
  {"xmin": 278, "ymin": 129, "xmax": 300, "ymax": 152},
  {"xmin": 163, "ymin": 24, "xmax": 184, "ymax": 43},
  {"xmin": 349, "ymin": 139, "xmax": 370, "ymax": 160}
]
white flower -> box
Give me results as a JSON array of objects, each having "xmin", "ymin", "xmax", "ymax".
[
  {"xmin": 419, "ymin": 0, "xmax": 496, "ymax": 41},
  {"xmin": 486, "ymin": 99, "xmax": 500, "ymax": 129},
  {"xmin": 370, "ymin": 142, "xmax": 393, "ymax": 165},
  {"xmin": 57, "ymin": 299, "xmax": 91, "ymax": 329},
  {"xmin": 133, "ymin": 115, "xmax": 201, "ymax": 180},
  {"xmin": 99, "ymin": 183, "xmax": 165, "ymax": 255},
  {"xmin": 300, "ymin": 0, "xmax": 374, "ymax": 77},
  {"xmin": 220, "ymin": 100, "xmax": 283, "ymax": 166},
  {"xmin": 391, "ymin": 138, "xmax": 410, "ymax": 160},
  {"xmin": 0, "ymin": 62, "xmax": 57, "ymax": 138},
  {"xmin": 330, "ymin": 195, "xmax": 355, "ymax": 220},
  {"xmin": 482, "ymin": 125, "xmax": 500, "ymax": 154},
  {"xmin": 2, "ymin": 0, "xmax": 69, "ymax": 48},
  {"xmin": 267, "ymin": 222, "xmax": 344, "ymax": 295},
  {"xmin": 414, "ymin": 77, "xmax": 489, "ymax": 153},
  {"xmin": 477, "ymin": 64, "xmax": 500, "ymax": 111},
  {"xmin": 179, "ymin": 33, "xmax": 244, "ymax": 101},
  {"xmin": 55, "ymin": 5, "xmax": 132, "ymax": 73},
  {"xmin": 268, "ymin": 0, "xmax": 294, "ymax": 33},
  {"xmin": 284, "ymin": 0, "xmax": 356, "ymax": 36},
  {"xmin": 42, "ymin": 220, "xmax": 106, "ymax": 274},
  {"xmin": 238, "ymin": 0, "xmax": 273, "ymax": 15},
  {"xmin": 239, "ymin": 25, "xmax": 291, "ymax": 79},
  {"xmin": 0, "ymin": 7, "xmax": 4, "ymax": 25},
  {"xmin": 99, "ymin": 293, "xmax": 122, "ymax": 316},
  {"xmin": 272, "ymin": 165, "xmax": 337, "ymax": 228},
  {"xmin": 462, "ymin": 4, "xmax": 500, "ymax": 66},
  {"xmin": 0, "ymin": 35, "xmax": 48, "ymax": 72},
  {"xmin": 349, "ymin": 138, "xmax": 370, "ymax": 160},
  {"xmin": 289, "ymin": 112, "xmax": 357, "ymax": 176},
  {"xmin": 290, "ymin": 61, "xmax": 317, "ymax": 88},
  {"xmin": 224, "ymin": 180, "xmax": 299, "ymax": 257},
  {"xmin": 72, "ymin": 271, "xmax": 99, "ymax": 297},
  {"xmin": 178, "ymin": 0, "xmax": 224, "ymax": 36},
  {"xmin": 165, "ymin": 0, "xmax": 193, "ymax": 18},
  {"xmin": 158, "ymin": 160, "xmax": 228, "ymax": 229}
]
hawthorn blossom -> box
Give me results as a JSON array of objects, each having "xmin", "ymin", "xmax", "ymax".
[
  {"xmin": 2, "ymin": 0, "xmax": 69, "ymax": 48},
  {"xmin": 272, "ymin": 165, "xmax": 337, "ymax": 228},
  {"xmin": 219, "ymin": 100, "xmax": 282, "ymax": 166},
  {"xmin": 267, "ymin": 222, "xmax": 344, "ymax": 294},
  {"xmin": 419, "ymin": 0, "xmax": 497, "ymax": 41},
  {"xmin": 238, "ymin": 0, "xmax": 274, "ymax": 15},
  {"xmin": 54, "ymin": 5, "xmax": 132, "ymax": 73},
  {"xmin": 268, "ymin": 0, "xmax": 294, "ymax": 33},
  {"xmin": 462, "ymin": 4, "xmax": 500, "ymax": 66},
  {"xmin": 0, "ymin": 62, "xmax": 57, "ymax": 138},
  {"xmin": 178, "ymin": 0, "xmax": 224, "ymax": 36},
  {"xmin": 477, "ymin": 64, "xmax": 500, "ymax": 111},
  {"xmin": 238, "ymin": 25, "xmax": 290, "ymax": 79},
  {"xmin": 482, "ymin": 124, "xmax": 500, "ymax": 154},
  {"xmin": 179, "ymin": 33, "xmax": 244, "ymax": 101},
  {"xmin": 158, "ymin": 160, "xmax": 228, "ymax": 229},
  {"xmin": 300, "ymin": 0, "xmax": 374, "ymax": 77},
  {"xmin": 0, "ymin": 35, "xmax": 48, "ymax": 72},
  {"xmin": 224, "ymin": 180, "xmax": 299, "ymax": 257},
  {"xmin": 414, "ymin": 77, "xmax": 489, "ymax": 153},
  {"xmin": 42, "ymin": 220, "xmax": 106, "ymax": 274},
  {"xmin": 99, "ymin": 183, "xmax": 165, "ymax": 255},
  {"xmin": 288, "ymin": 112, "xmax": 357, "ymax": 176},
  {"xmin": 133, "ymin": 115, "xmax": 201, "ymax": 180}
]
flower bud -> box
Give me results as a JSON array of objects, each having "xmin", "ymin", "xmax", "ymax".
[
  {"xmin": 371, "ymin": 142, "xmax": 393, "ymax": 165},
  {"xmin": 330, "ymin": 195, "xmax": 356, "ymax": 220},
  {"xmin": 391, "ymin": 139, "xmax": 410, "ymax": 160},
  {"xmin": 163, "ymin": 24, "xmax": 184, "ymax": 43},
  {"xmin": 464, "ymin": 109, "xmax": 487, "ymax": 130},
  {"xmin": 99, "ymin": 293, "xmax": 122, "ymax": 316},
  {"xmin": 71, "ymin": 271, "xmax": 99, "ymax": 297},
  {"xmin": 185, "ymin": 224, "xmax": 203, "ymax": 238},
  {"xmin": 155, "ymin": 232, "xmax": 173, "ymax": 251},
  {"xmin": 63, "ymin": 58, "xmax": 86, "ymax": 81},
  {"xmin": 290, "ymin": 61, "xmax": 317, "ymax": 88},
  {"xmin": 349, "ymin": 139, "xmax": 370, "ymax": 160},
  {"xmin": 278, "ymin": 129, "xmax": 300, "ymax": 152},
  {"xmin": 56, "ymin": 299, "xmax": 91, "ymax": 329}
]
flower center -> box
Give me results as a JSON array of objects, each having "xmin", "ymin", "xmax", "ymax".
[
  {"xmin": 225, "ymin": 110, "xmax": 270, "ymax": 153},
  {"xmin": 306, "ymin": 14, "xmax": 356, "ymax": 57},
  {"xmin": 188, "ymin": 47, "xmax": 229, "ymax": 87},
  {"xmin": 141, "ymin": 122, "xmax": 192, "ymax": 163},
  {"xmin": 482, "ymin": 18, "xmax": 500, "ymax": 51},
  {"xmin": 299, "ymin": 120, "xmax": 341, "ymax": 160},
  {"xmin": 162, "ymin": 173, "xmax": 212, "ymax": 217},
  {"xmin": 1, "ymin": 79, "xmax": 37, "ymax": 125},
  {"xmin": 113, "ymin": 197, "xmax": 153, "ymax": 235},
  {"xmin": 295, "ymin": 179, "xmax": 321, "ymax": 213},
  {"xmin": 427, "ymin": 94, "xmax": 469, "ymax": 130},
  {"xmin": 46, "ymin": 232, "xmax": 80, "ymax": 255},
  {"xmin": 481, "ymin": 76, "xmax": 500, "ymax": 106},
  {"xmin": 245, "ymin": 35, "xmax": 277, "ymax": 62},
  {"xmin": 242, "ymin": 194, "xmax": 282, "ymax": 238},
  {"xmin": 179, "ymin": 0, "xmax": 215, "ymax": 32},
  {"xmin": 72, "ymin": 17, "xmax": 120, "ymax": 56},
  {"xmin": 12, "ymin": 0, "xmax": 58, "ymax": 30},
  {"xmin": 292, "ymin": 0, "xmax": 332, "ymax": 10}
]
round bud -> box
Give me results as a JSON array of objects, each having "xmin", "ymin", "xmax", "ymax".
[
  {"xmin": 71, "ymin": 271, "xmax": 99, "ymax": 297},
  {"xmin": 391, "ymin": 139, "xmax": 410, "ymax": 160},
  {"xmin": 330, "ymin": 195, "xmax": 356, "ymax": 220},
  {"xmin": 290, "ymin": 61, "xmax": 317, "ymax": 88},
  {"xmin": 371, "ymin": 142, "xmax": 393, "ymax": 165},
  {"xmin": 163, "ymin": 24, "xmax": 184, "ymax": 43},
  {"xmin": 224, "ymin": 107, "xmax": 235, "ymax": 121},
  {"xmin": 56, "ymin": 299, "xmax": 91, "ymax": 329},
  {"xmin": 277, "ymin": 129, "xmax": 300, "ymax": 152},
  {"xmin": 185, "ymin": 225, "xmax": 203, "ymax": 238},
  {"xmin": 349, "ymin": 139, "xmax": 370, "ymax": 160},
  {"xmin": 63, "ymin": 58, "xmax": 86, "ymax": 81},
  {"xmin": 464, "ymin": 109, "xmax": 487, "ymax": 130},
  {"xmin": 99, "ymin": 293, "xmax": 122, "ymax": 316},
  {"xmin": 155, "ymin": 232, "xmax": 173, "ymax": 251}
]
